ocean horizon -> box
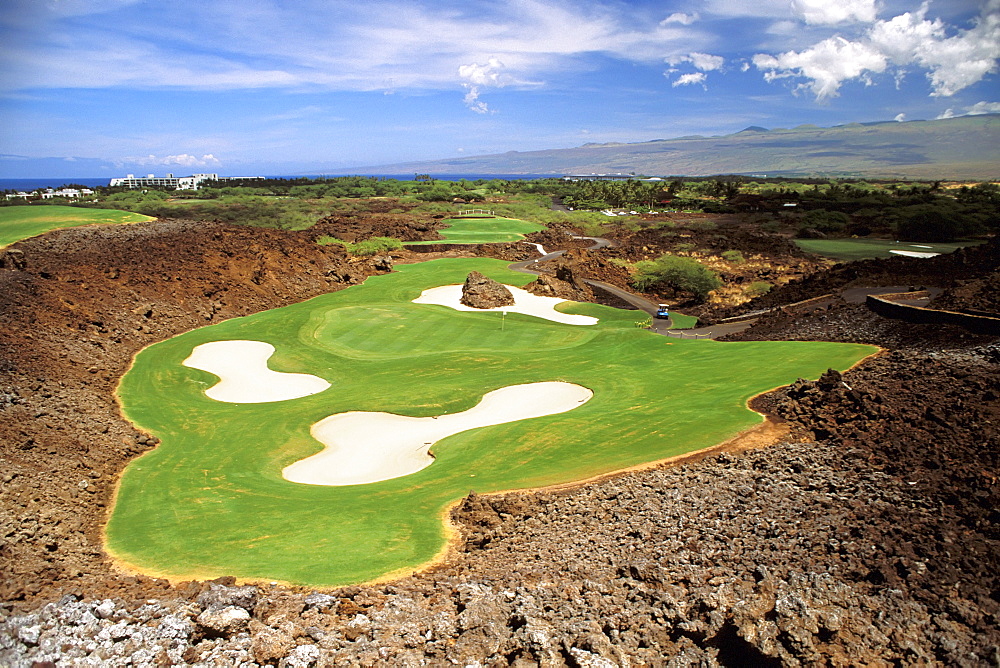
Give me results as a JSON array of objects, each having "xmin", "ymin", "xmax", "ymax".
[{"xmin": 0, "ymin": 174, "xmax": 562, "ymax": 193}]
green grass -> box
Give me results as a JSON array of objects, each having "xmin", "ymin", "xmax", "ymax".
[
  {"xmin": 406, "ymin": 216, "xmax": 545, "ymax": 244},
  {"xmin": 794, "ymin": 238, "xmax": 984, "ymax": 261},
  {"xmin": 109, "ymin": 258, "xmax": 876, "ymax": 586},
  {"xmin": 0, "ymin": 205, "xmax": 153, "ymax": 248},
  {"xmin": 668, "ymin": 312, "xmax": 700, "ymax": 329}
]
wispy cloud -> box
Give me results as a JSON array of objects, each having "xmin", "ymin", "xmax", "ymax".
[
  {"xmin": 116, "ymin": 154, "xmax": 222, "ymax": 168},
  {"xmin": 661, "ymin": 12, "xmax": 699, "ymax": 26},
  {"xmin": 1, "ymin": 0, "xmax": 709, "ymax": 98}
]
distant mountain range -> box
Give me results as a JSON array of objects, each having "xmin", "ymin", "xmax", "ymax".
[{"xmin": 363, "ymin": 115, "xmax": 1000, "ymax": 180}]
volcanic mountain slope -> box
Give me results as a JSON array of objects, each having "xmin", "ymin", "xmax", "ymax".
[
  {"xmin": 0, "ymin": 216, "xmax": 998, "ymax": 666},
  {"xmin": 360, "ymin": 114, "xmax": 1000, "ymax": 180}
]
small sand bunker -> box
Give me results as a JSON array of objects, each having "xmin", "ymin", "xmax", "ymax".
[
  {"xmin": 889, "ymin": 250, "xmax": 939, "ymax": 258},
  {"xmin": 413, "ymin": 284, "xmax": 598, "ymax": 325},
  {"xmin": 283, "ymin": 381, "xmax": 593, "ymax": 486},
  {"xmin": 182, "ymin": 340, "xmax": 330, "ymax": 403}
]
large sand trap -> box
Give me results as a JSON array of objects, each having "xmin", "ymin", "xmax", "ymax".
[
  {"xmin": 283, "ymin": 381, "xmax": 594, "ymax": 486},
  {"xmin": 182, "ymin": 340, "xmax": 330, "ymax": 403},
  {"xmin": 413, "ymin": 284, "xmax": 598, "ymax": 325}
]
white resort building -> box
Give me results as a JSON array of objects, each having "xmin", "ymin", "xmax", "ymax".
[
  {"xmin": 108, "ymin": 173, "xmax": 265, "ymax": 190},
  {"xmin": 6, "ymin": 188, "xmax": 95, "ymax": 201}
]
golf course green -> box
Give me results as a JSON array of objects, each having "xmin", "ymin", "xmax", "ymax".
[
  {"xmin": 109, "ymin": 258, "xmax": 876, "ymax": 586},
  {"xmin": 794, "ymin": 237, "xmax": 983, "ymax": 261},
  {"xmin": 0, "ymin": 205, "xmax": 153, "ymax": 248},
  {"xmin": 406, "ymin": 216, "xmax": 545, "ymax": 244}
]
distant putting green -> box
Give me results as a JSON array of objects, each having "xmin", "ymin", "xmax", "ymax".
[
  {"xmin": 407, "ymin": 216, "xmax": 545, "ymax": 244},
  {"xmin": 109, "ymin": 258, "xmax": 875, "ymax": 586},
  {"xmin": 0, "ymin": 205, "xmax": 153, "ymax": 248},
  {"xmin": 794, "ymin": 238, "xmax": 983, "ymax": 261}
]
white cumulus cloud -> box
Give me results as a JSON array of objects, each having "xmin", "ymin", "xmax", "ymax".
[
  {"xmin": 754, "ymin": 1, "xmax": 1000, "ymax": 100},
  {"xmin": 668, "ymin": 52, "xmax": 725, "ymax": 71},
  {"xmin": 753, "ymin": 37, "xmax": 887, "ymax": 99},
  {"xmin": 458, "ymin": 57, "xmax": 510, "ymax": 114},
  {"xmin": 966, "ymin": 100, "xmax": 1000, "ymax": 114},
  {"xmin": 791, "ymin": 0, "xmax": 879, "ymax": 25},
  {"xmin": 937, "ymin": 100, "xmax": 1000, "ymax": 119},
  {"xmin": 672, "ymin": 72, "xmax": 707, "ymax": 88}
]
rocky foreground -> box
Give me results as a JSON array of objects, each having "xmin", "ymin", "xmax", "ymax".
[{"xmin": 1, "ymin": 217, "xmax": 998, "ymax": 666}]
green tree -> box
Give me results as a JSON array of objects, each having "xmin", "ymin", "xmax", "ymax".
[
  {"xmin": 799, "ymin": 209, "xmax": 849, "ymax": 235},
  {"xmin": 632, "ymin": 255, "xmax": 722, "ymax": 301},
  {"xmin": 896, "ymin": 205, "xmax": 966, "ymax": 242}
]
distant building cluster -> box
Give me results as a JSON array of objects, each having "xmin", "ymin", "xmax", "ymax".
[
  {"xmin": 561, "ymin": 174, "xmax": 666, "ymax": 183},
  {"xmin": 6, "ymin": 187, "xmax": 95, "ymax": 201},
  {"xmin": 108, "ymin": 173, "xmax": 265, "ymax": 190},
  {"xmin": 561, "ymin": 173, "xmax": 636, "ymax": 182}
]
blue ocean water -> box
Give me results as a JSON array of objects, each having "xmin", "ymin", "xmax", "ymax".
[
  {"xmin": 0, "ymin": 178, "xmax": 111, "ymax": 192},
  {"xmin": 0, "ymin": 174, "xmax": 560, "ymax": 192}
]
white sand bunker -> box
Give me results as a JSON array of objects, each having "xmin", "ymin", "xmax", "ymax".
[
  {"xmin": 182, "ymin": 340, "xmax": 330, "ymax": 403},
  {"xmin": 413, "ymin": 284, "xmax": 598, "ymax": 326},
  {"xmin": 283, "ymin": 381, "xmax": 593, "ymax": 486},
  {"xmin": 889, "ymin": 250, "xmax": 939, "ymax": 258}
]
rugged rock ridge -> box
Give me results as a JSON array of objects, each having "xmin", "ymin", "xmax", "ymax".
[{"xmin": 525, "ymin": 259, "xmax": 595, "ymax": 303}]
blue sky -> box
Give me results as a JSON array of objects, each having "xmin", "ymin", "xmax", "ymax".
[{"xmin": 1, "ymin": 0, "xmax": 998, "ymax": 177}]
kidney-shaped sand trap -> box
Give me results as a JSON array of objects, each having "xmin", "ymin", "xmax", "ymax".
[
  {"xmin": 182, "ymin": 340, "xmax": 331, "ymax": 403},
  {"xmin": 283, "ymin": 381, "xmax": 593, "ymax": 486},
  {"xmin": 413, "ymin": 284, "xmax": 598, "ymax": 326}
]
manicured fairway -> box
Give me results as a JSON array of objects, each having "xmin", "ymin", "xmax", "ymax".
[
  {"xmin": 406, "ymin": 216, "xmax": 545, "ymax": 244},
  {"xmin": 794, "ymin": 238, "xmax": 983, "ymax": 261},
  {"xmin": 109, "ymin": 258, "xmax": 876, "ymax": 586},
  {"xmin": 0, "ymin": 205, "xmax": 153, "ymax": 247}
]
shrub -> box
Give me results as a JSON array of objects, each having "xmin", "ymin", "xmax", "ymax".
[
  {"xmin": 687, "ymin": 219, "xmax": 718, "ymax": 230},
  {"xmin": 317, "ymin": 235, "xmax": 402, "ymax": 255},
  {"xmin": 348, "ymin": 237, "xmax": 403, "ymax": 256},
  {"xmin": 632, "ymin": 255, "xmax": 722, "ymax": 301},
  {"xmin": 746, "ymin": 281, "xmax": 772, "ymax": 298},
  {"xmin": 721, "ymin": 250, "xmax": 745, "ymax": 264}
]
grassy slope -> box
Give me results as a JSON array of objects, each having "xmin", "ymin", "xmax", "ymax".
[
  {"xmin": 109, "ymin": 258, "xmax": 875, "ymax": 585},
  {"xmin": 407, "ymin": 216, "xmax": 545, "ymax": 244},
  {"xmin": 794, "ymin": 238, "xmax": 984, "ymax": 261},
  {"xmin": 0, "ymin": 205, "xmax": 153, "ymax": 247}
]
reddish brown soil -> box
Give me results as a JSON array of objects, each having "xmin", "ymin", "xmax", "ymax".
[{"xmin": 1, "ymin": 213, "xmax": 998, "ymax": 666}]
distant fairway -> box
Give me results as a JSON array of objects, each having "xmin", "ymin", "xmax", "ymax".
[
  {"xmin": 407, "ymin": 216, "xmax": 545, "ymax": 244},
  {"xmin": 109, "ymin": 258, "xmax": 876, "ymax": 586},
  {"xmin": 794, "ymin": 238, "xmax": 983, "ymax": 261},
  {"xmin": 0, "ymin": 205, "xmax": 153, "ymax": 248}
]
